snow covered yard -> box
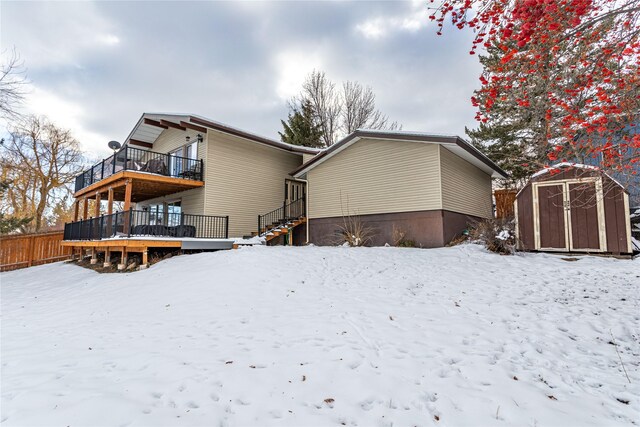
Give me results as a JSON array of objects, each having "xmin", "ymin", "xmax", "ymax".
[{"xmin": 1, "ymin": 245, "xmax": 638, "ymax": 427}]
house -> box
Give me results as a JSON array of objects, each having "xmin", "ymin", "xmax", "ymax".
[
  {"xmin": 292, "ymin": 130, "xmax": 507, "ymax": 246},
  {"xmin": 63, "ymin": 113, "xmax": 318, "ymax": 267},
  {"xmin": 62, "ymin": 113, "xmax": 505, "ymax": 266},
  {"xmin": 515, "ymin": 163, "xmax": 633, "ymax": 255}
]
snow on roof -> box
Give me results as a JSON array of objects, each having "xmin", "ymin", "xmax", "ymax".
[
  {"xmin": 531, "ymin": 162, "xmax": 599, "ymax": 178},
  {"xmin": 188, "ymin": 113, "xmax": 321, "ymax": 154},
  {"xmin": 355, "ymin": 128, "xmax": 460, "ymax": 139},
  {"xmin": 529, "ymin": 162, "xmax": 628, "ymax": 192}
]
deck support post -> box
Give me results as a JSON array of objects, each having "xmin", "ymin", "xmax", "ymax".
[
  {"xmin": 94, "ymin": 191, "xmax": 101, "ymax": 218},
  {"xmin": 90, "ymin": 247, "xmax": 97, "ymax": 265},
  {"xmin": 140, "ymin": 249, "xmax": 149, "ymax": 270},
  {"xmin": 123, "ymin": 179, "xmax": 133, "ymax": 234},
  {"xmin": 107, "ymin": 187, "xmax": 114, "ymax": 215},
  {"xmin": 106, "ymin": 187, "xmax": 114, "ymax": 237},
  {"xmin": 73, "ymin": 200, "xmax": 80, "ymax": 222},
  {"xmin": 82, "ymin": 197, "xmax": 89, "ymax": 220},
  {"xmin": 117, "ymin": 247, "xmax": 128, "ymax": 270},
  {"xmin": 123, "ymin": 179, "xmax": 132, "ymax": 211},
  {"xmin": 103, "ymin": 248, "xmax": 111, "ymax": 268}
]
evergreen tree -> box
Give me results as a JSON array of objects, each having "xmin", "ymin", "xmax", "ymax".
[
  {"xmin": 467, "ymin": 121, "xmax": 545, "ymax": 189},
  {"xmin": 433, "ymin": 0, "xmax": 640, "ymax": 184},
  {"xmin": 0, "ymin": 180, "xmax": 32, "ymax": 234},
  {"xmin": 466, "ymin": 43, "xmax": 553, "ymax": 189},
  {"xmin": 279, "ymin": 100, "xmax": 324, "ymax": 148}
]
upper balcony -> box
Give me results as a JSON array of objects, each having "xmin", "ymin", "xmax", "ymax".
[{"xmin": 75, "ymin": 146, "xmax": 203, "ymax": 194}]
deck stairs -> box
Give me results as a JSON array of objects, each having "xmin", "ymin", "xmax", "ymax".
[
  {"xmin": 251, "ymin": 217, "xmax": 307, "ymax": 244},
  {"xmin": 251, "ymin": 197, "xmax": 307, "ymax": 245}
]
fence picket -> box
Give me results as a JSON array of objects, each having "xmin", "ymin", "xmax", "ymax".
[{"xmin": 1, "ymin": 231, "xmax": 72, "ymax": 272}]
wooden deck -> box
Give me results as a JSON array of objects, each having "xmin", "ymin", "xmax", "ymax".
[
  {"xmin": 74, "ymin": 170, "xmax": 204, "ymax": 201},
  {"xmin": 62, "ymin": 237, "xmax": 235, "ymax": 269}
]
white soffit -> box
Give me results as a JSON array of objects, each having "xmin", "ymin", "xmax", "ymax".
[{"xmin": 441, "ymin": 144, "xmax": 504, "ymax": 178}]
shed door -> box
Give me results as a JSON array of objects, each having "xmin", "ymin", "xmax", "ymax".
[
  {"xmin": 568, "ymin": 182, "xmax": 601, "ymax": 250},
  {"xmin": 533, "ymin": 178, "xmax": 607, "ymax": 252},
  {"xmin": 537, "ymin": 184, "xmax": 567, "ymax": 250}
]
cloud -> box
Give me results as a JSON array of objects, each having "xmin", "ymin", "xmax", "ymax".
[
  {"xmin": 355, "ymin": 3, "xmax": 430, "ymax": 39},
  {"xmin": 23, "ymin": 85, "xmax": 111, "ymax": 157},
  {"xmin": 273, "ymin": 50, "xmax": 324, "ymax": 100},
  {"xmin": 0, "ymin": 1, "xmax": 483, "ymax": 154},
  {"xmin": 1, "ymin": 2, "xmax": 121, "ymax": 69},
  {"xmin": 99, "ymin": 35, "xmax": 121, "ymax": 46}
]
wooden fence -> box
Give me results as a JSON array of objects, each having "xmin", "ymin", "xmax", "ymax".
[
  {"xmin": 495, "ymin": 189, "xmax": 518, "ymax": 219},
  {"xmin": 0, "ymin": 231, "xmax": 72, "ymax": 272}
]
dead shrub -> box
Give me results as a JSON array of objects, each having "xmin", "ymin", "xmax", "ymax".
[
  {"xmin": 391, "ymin": 225, "xmax": 416, "ymax": 247},
  {"xmin": 468, "ymin": 218, "xmax": 517, "ymax": 255},
  {"xmin": 392, "ymin": 225, "xmax": 406, "ymax": 246},
  {"xmin": 334, "ymin": 193, "xmax": 377, "ymax": 247},
  {"xmin": 336, "ymin": 213, "xmax": 375, "ymax": 247}
]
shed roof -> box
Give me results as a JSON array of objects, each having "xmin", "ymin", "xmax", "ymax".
[
  {"xmin": 291, "ymin": 129, "xmax": 508, "ymax": 179},
  {"xmin": 516, "ymin": 162, "xmax": 629, "ymax": 197}
]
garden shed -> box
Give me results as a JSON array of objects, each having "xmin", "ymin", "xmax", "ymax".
[{"xmin": 515, "ymin": 163, "xmax": 633, "ymax": 255}]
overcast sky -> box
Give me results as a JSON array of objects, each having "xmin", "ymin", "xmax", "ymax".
[{"xmin": 1, "ymin": 1, "xmax": 481, "ymax": 157}]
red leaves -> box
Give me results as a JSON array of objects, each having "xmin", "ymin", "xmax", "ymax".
[
  {"xmin": 428, "ymin": 0, "xmax": 640, "ymax": 174},
  {"xmin": 501, "ymin": 49, "xmax": 518, "ymax": 63}
]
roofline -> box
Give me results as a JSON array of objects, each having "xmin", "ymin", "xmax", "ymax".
[
  {"xmin": 517, "ymin": 162, "xmax": 630, "ymax": 196},
  {"xmin": 290, "ymin": 130, "xmax": 508, "ymax": 178},
  {"xmin": 122, "ymin": 113, "xmax": 147, "ymax": 148},
  {"xmin": 188, "ymin": 116, "xmax": 321, "ymax": 155},
  {"xmin": 123, "ymin": 113, "xmax": 322, "ymax": 155}
]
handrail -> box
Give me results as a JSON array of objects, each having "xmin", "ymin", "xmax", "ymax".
[
  {"xmin": 74, "ymin": 145, "xmax": 204, "ymax": 192},
  {"xmin": 63, "ymin": 209, "xmax": 229, "ymax": 240},
  {"xmin": 257, "ymin": 197, "xmax": 305, "ymax": 236}
]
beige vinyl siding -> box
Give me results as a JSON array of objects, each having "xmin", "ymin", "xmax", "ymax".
[
  {"xmin": 307, "ymin": 138, "xmax": 442, "ymax": 219},
  {"xmin": 302, "ymin": 153, "xmax": 317, "ymax": 163},
  {"xmin": 151, "ymin": 128, "xmax": 206, "ymax": 162},
  {"xmin": 133, "ymin": 128, "xmax": 206, "ymax": 214},
  {"xmin": 204, "ymin": 130, "xmax": 303, "ymax": 237},
  {"xmin": 439, "ymin": 146, "xmax": 492, "ymax": 218},
  {"xmin": 136, "ymin": 188, "xmax": 204, "ymax": 216}
]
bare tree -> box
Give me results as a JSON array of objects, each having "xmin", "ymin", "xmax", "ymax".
[
  {"xmin": 293, "ymin": 70, "xmax": 401, "ymax": 146},
  {"xmin": 0, "ymin": 48, "xmax": 28, "ymax": 121},
  {"xmin": 341, "ymin": 80, "xmax": 400, "ymax": 135},
  {"xmin": 0, "ymin": 116, "xmax": 84, "ymax": 231},
  {"xmin": 299, "ymin": 70, "xmax": 341, "ymax": 147}
]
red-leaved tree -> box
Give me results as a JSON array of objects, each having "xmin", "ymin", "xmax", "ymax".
[{"xmin": 430, "ymin": 0, "xmax": 640, "ymax": 178}]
